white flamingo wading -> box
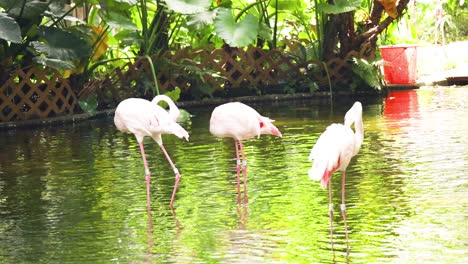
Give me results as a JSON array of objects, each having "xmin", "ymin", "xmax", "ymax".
[
  {"xmin": 308, "ymin": 101, "xmax": 364, "ymax": 246},
  {"xmin": 209, "ymin": 102, "xmax": 282, "ymax": 203},
  {"xmin": 114, "ymin": 95, "xmax": 189, "ymax": 208}
]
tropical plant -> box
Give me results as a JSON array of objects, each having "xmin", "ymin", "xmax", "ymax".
[
  {"xmin": 350, "ymin": 57, "xmax": 384, "ymax": 91},
  {"xmin": 412, "ymin": 0, "xmax": 468, "ymax": 43},
  {"xmin": 443, "ymin": 0, "xmax": 468, "ymax": 42},
  {"xmin": 164, "ymin": 0, "xmax": 314, "ymax": 49},
  {"xmin": 161, "ymin": 0, "xmax": 256, "ymax": 48},
  {"xmin": 0, "ymin": 0, "xmax": 92, "ymax": 81},
  {"xmin": 0, "ymin": 0, "xmax": 137, "ymax": 82},
  {"xmin": 2, "ymin": 0, "xmax": 421, "ymax": 106}
]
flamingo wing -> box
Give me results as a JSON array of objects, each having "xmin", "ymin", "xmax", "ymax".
[
  {"xmin": 210, "ymin": 102, "xmax": 282, "ymax": 140},
  {"xmin": 210, "ymin": 102, "xmax": 260, "ymax": 140},
  {"xmin": 308, "ymin": 124, "xmax": 355, "ymax": 188},
  {"xmin": 114, "ymin": 98, "xmax": 188, "ymax": 144},
  {"xmin": 114, "ymin": 99, "xmax": 160, "ymax": 140}
]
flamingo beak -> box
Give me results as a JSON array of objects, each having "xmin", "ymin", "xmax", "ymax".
[{"xmin": 271, "ymin": 126, "xmax": 282, "ymax": 138}]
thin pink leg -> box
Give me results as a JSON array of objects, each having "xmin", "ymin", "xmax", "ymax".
[
  {"xmin": 238, "ymin": 141, "xmax": 248, "ymax": 203},
  {"xmin": 234, "ymin": 140, "xmax": 242, "ymax": 203},
  {"xmin": 341, "ymin": 170, "xmax": 350, "ymax": 246},
  {"xmin": 328, "ymin": 180, "xmax": 335, "ymax": 250},
  {"xmin": 158, "ymin": 144, "xmax": 181, "ymax": 208},
  {"xmin": 139, "ymin": 143, "xmax": 152, "ymax": 211}
]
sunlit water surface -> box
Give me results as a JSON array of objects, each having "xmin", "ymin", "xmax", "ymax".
[{"xmin": 0, "ymin": 87, "xmax": 466, "ymax": 263}]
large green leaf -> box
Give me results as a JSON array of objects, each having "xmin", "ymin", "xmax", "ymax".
[
  {"xmin": 166, "ymin": 87, "xmax": 182, "ymax": 100},
  {"xmin": 270, "ymin": 0, "xmax": 307, "ymax": 10},
  {"xmin": 105, "ymin": 10, "xmax": 138, "ymax": 30},
  {"xmin": 78, "ymin": 94, "xmax": 98, "ymax": 114},
  {"xmin": 214, "ymin": 8, "xmax": 259, "ymax": 47},
  {"xmin": 318, "ymin": 0, "xmax": 360, "ymax": 14},
  {"xmin": 99, "ymin": 0, "xmax": 137, "ymax": 11},
  {"xmin": 46, "ymin": 1, "xmax": 85, "ymax": 24},
  {"xmin": 33, "ymin": 56, "xmax": 75, "ymax": 70},
  {"xmin": 257, "ymin": 22, "xmax": 272, "ymax": 42},
  {"xmin": 164, "ymin": 0, "xmax": 211, "ymax": 15},
  {"xmin": 0, "ymin": 0, "xmax": 49, "ymax": 20},
  {"xmin": 73, "ymin": 0, "xmax": 137, "ymax": 10},
  {"xmin": 32, "ymin": 27, "xmax": 92, "ymax": 61},
  {"xmin": 186, "ymin": 10, "xmax": 216, "ymax": 30},
  {"xmin": 0, "ymin": 12, "xmax": 22, "ymax": 43}
]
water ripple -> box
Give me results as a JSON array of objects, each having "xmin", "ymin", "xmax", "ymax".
[{"xmin": 0, "ymin": 87, "xmax": 466, "ymax": 263}]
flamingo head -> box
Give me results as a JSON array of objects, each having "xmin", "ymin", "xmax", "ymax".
[
  {"xmin": 344, "ymin": 101, "xmax": 362, "ymax": 127},
  {"xmin": 259, "ymin": 119, "xmax": 282, "ymax": 138}
]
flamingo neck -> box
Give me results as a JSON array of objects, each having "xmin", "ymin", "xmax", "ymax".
[
  {"xmin": 353, "ymin": 115, "xmax": 364, "ymax": 155},
  {"xmin": 152, "ymin": 95, "xmax": 180, "ymax": 121}
]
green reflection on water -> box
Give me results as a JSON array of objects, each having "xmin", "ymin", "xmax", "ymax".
[{"xmin": 0, "ymin": 87, "xmax": 467, "ymax": 263}]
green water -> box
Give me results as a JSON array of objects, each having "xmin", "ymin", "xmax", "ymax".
[{"xmin": 0, "ymin": 87, "xmax": 466, "ymax": 263}]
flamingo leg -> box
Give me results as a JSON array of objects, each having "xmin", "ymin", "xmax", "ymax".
[
  {"xmin": 341, "ymin": 170, "xmax": 350, "ymax": 245},
  {"xmin": 238, "ymin": 140, "xmax": 248, "ymax": 203},
  {"xmin": 328, "ymin": 180, "xmax": 334, "ymax": 250},
  {"xmin": 234, "ymin": 140, "xmax": 242, "ymax": 203},
  {"xmin": 139, "ymin": 143, "xmax": 152, "ymax": 211},
  {"xmin": 158, "ymin": 143, "xmax": 181, "ymax": 208}
]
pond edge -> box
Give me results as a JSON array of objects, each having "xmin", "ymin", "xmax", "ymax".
[{"xmin": 0, "ymin": 91, "xmax": 378, "ymax": 129}]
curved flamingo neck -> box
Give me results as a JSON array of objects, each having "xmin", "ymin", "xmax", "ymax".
[
  {"xmin": 355, "ymin": 114, "xmax": 364, "ymax": 138},
  {"xmin": 353, "ymin": 113, "xmax": 364, "ymax": 155},
  {"xmin": 344, "ymin": 102, "xmax": 364, "ymax": 156},
  {"xmin": 152, "ymin": 95, "xmax": 180, "ymax": 121}
]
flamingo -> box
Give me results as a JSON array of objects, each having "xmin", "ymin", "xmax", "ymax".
[
  {"xmin": 308, "ymin": 101, "xmax": 363, "ymax": 245},
  {"xmin": 114, "ymin": 95, "xmax": 189, "ymax": 208},
  {"xmin": 209, "ymin": 102, "xmax": 282, "ymax": 203}
]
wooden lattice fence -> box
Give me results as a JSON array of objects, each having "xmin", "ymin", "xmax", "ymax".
[
  {"xmin": 0, "ymin": 43, "xmax": 375, "ymax": 123},
  {"xmin": 0, "ymin": 67, "xmax": 77, "ymax": 122},
  {"xmin": 80, "ymin": 43, "xmax": 375, "ymax": 109},
  {"xmin": 79, "ymin": 46, "xmax": 303, "ymax": 108}
]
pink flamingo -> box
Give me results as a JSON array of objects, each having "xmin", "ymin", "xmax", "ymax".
[
  {"xmin": 209, "ymin": 102, "xmax": 282, "ymax": 203},
  {"xmin": 308, "ymin": 101, "xmax": 363, "ymax": 245},
  {"xmin": 114, "ymin": 95, "xmax": 189, "ymax": 208}
]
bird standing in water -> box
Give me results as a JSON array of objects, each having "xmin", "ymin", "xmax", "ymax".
[
  {"xmin": 114, "ymin": 95, "xmax": 189, "ymax": 209},
  {"xmin": 308, "ymin": 102, "xmax": 364, "ymax": 245},
  {"xmin": 209, "ymin": 102, "xmax": 282, "ymax": 203}
]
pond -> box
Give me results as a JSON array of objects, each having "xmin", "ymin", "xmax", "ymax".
[{"xmin": 0, "ymin": 87, "xmax": 466, "ymax": 263}]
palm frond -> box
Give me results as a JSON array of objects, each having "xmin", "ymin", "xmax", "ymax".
[{"xmin": 350, "ymin": 57, "xmax": 383, "ymax": 90}]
